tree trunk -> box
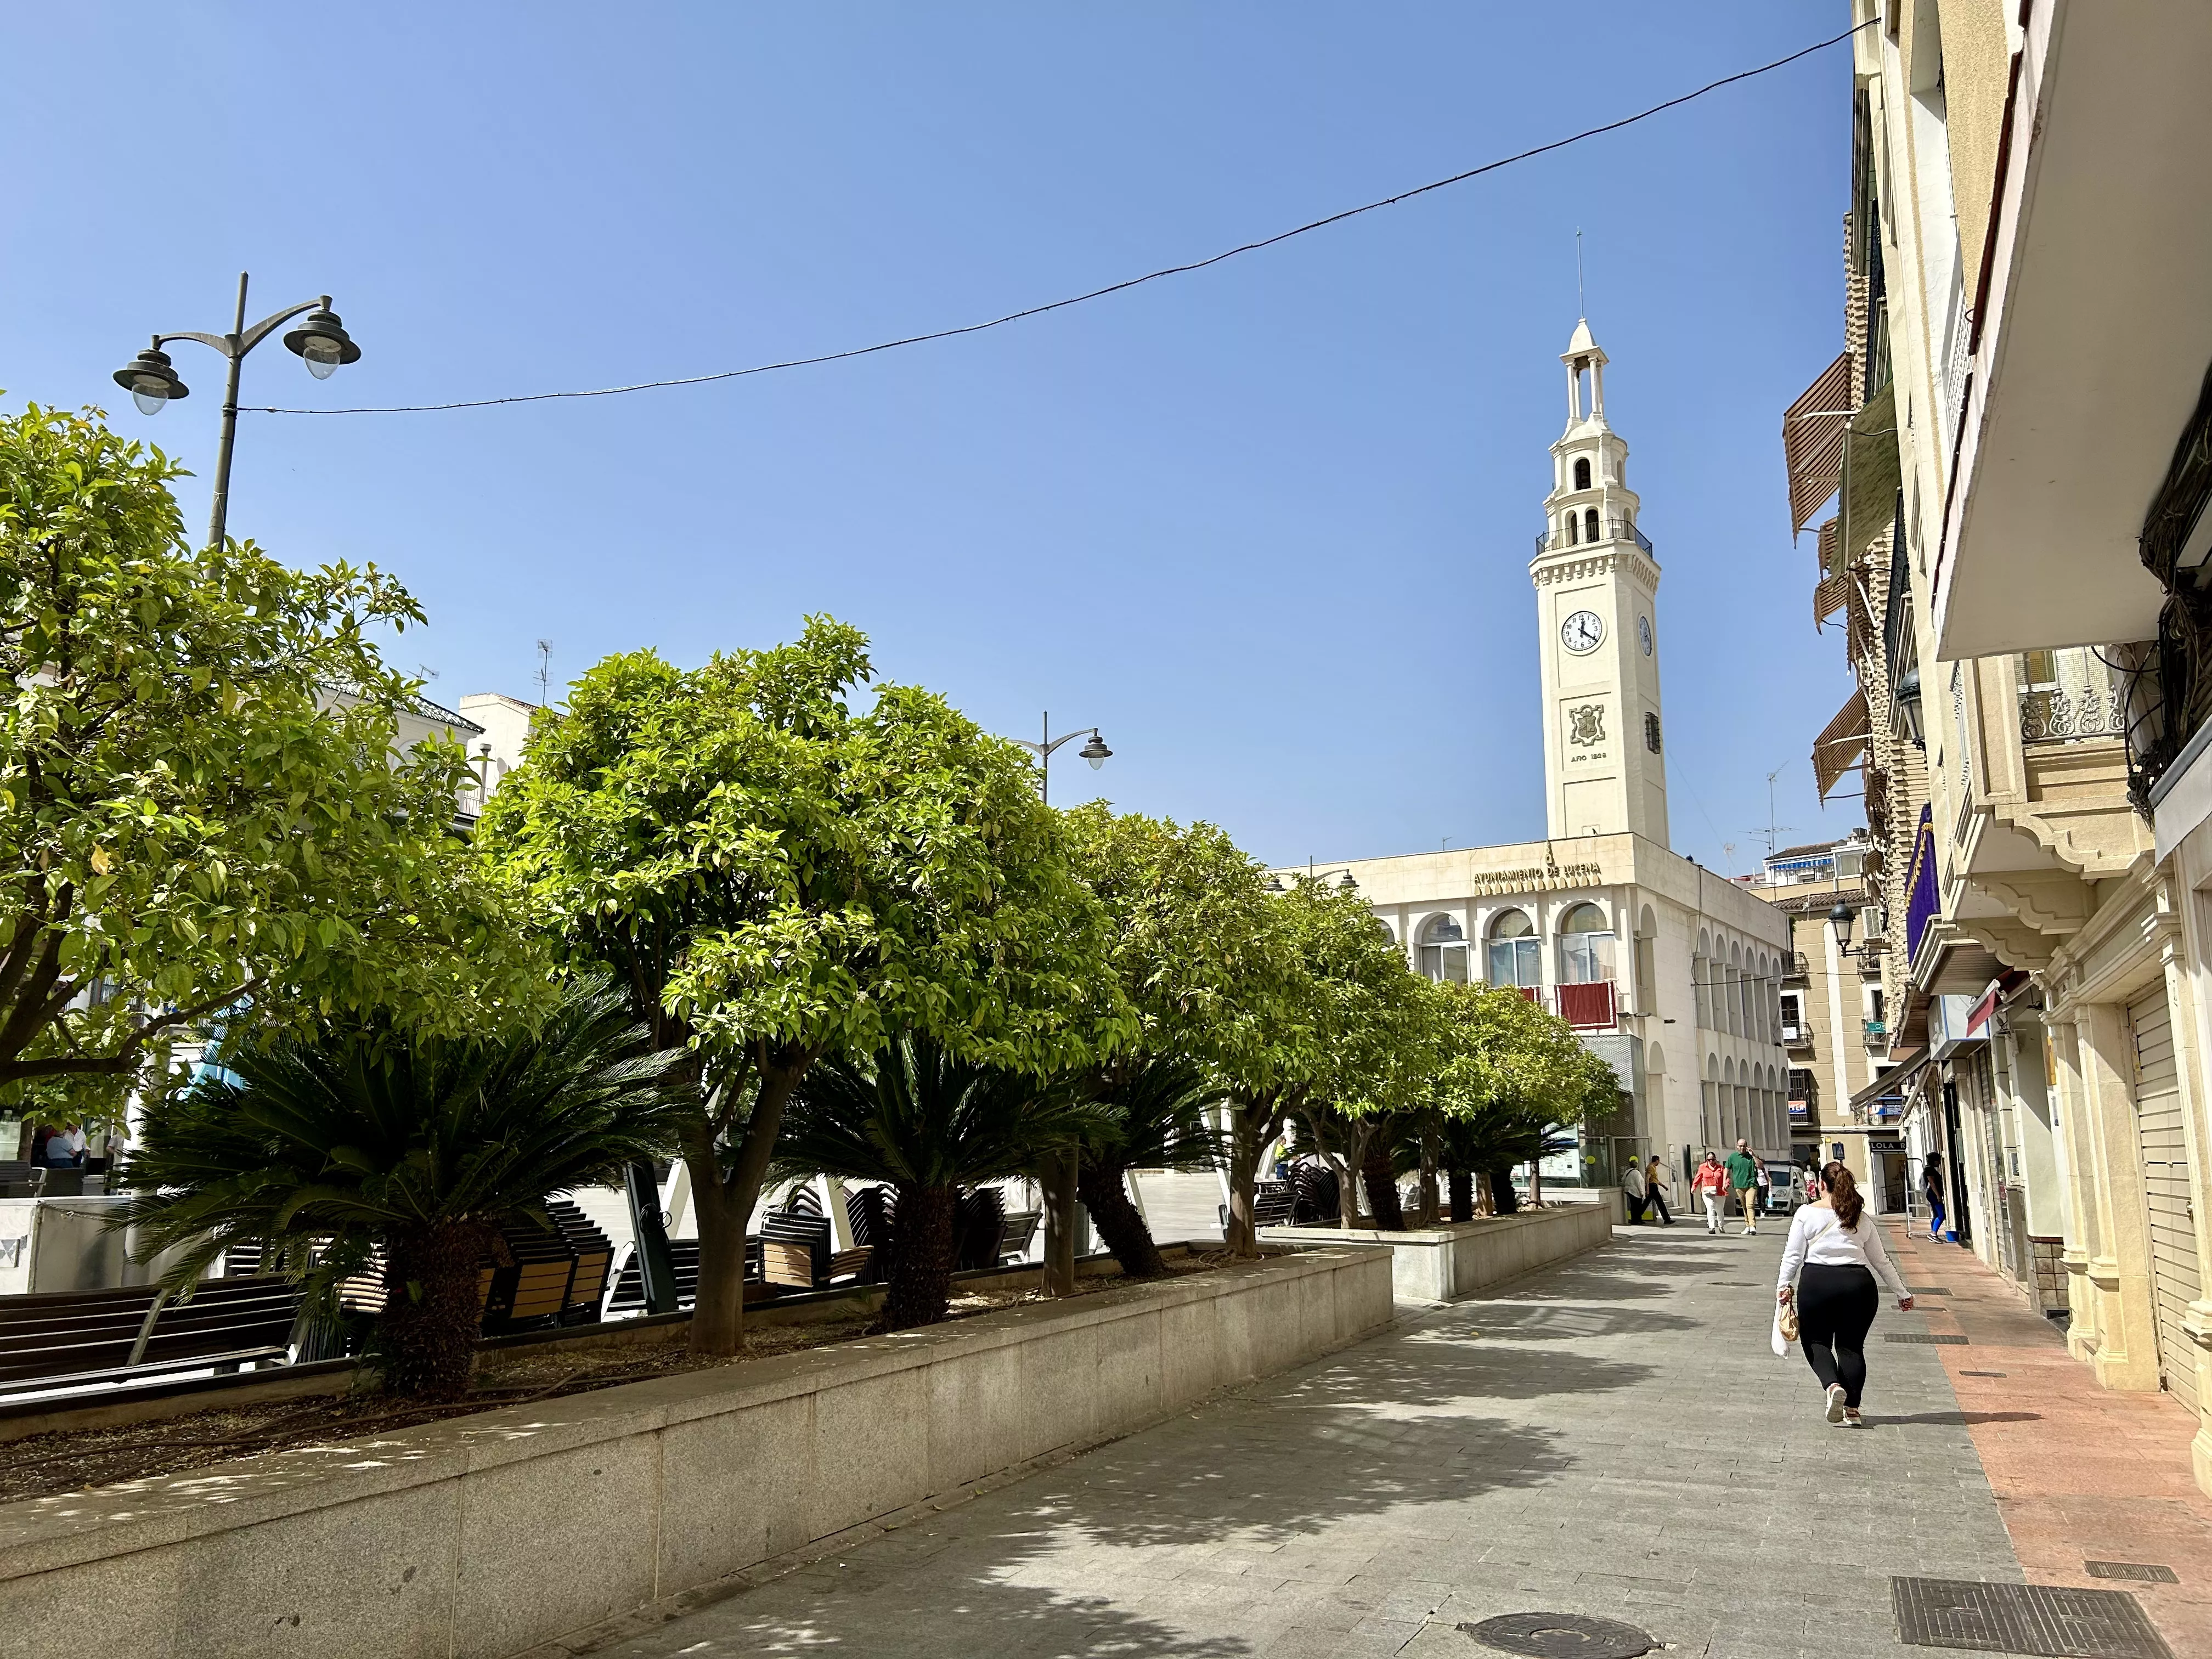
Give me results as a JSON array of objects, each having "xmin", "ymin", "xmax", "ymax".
[
  {"xmin": 686, "ymin": 1059, "xmax": 810, "ymax": 1357},
  {"xmin": 1448, "ymin": 1168, "xmax": 1473, "ymax": 1223},
  {"xmin": 1487, "ymin": 1165, "xmax": 1519, "ymax": 1215},
  {"xmin": 1415, "ymin": 1127, "xmax": 1440, "ymax": 1227},
  {"xmin": 1223, "ymin": 1098, "xmax": 1277, "ymax": 1258},
  {"xmin": 1362, "ymin": 1140, "xmax": 1404, "ymax": 1231},
  {"xmin": 1077, "ymin": 1156, "xmax": 1167, "ymax": 1278},
  {"xmin": 881, "ymin": 1183, "xmax": 958, "ymax": 1329},
  {"xmin": 378, "ymin": 1219, "xmax": 497, "ymax": 1400},
  {"xmin": 687, "ymin": 1171, "xmax": 751, "ymax": 1357}
]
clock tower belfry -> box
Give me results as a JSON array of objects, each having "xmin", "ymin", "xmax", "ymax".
[{"xmin": 1532, "ymin": 319, "xmax": 1669, "ymax": 845}]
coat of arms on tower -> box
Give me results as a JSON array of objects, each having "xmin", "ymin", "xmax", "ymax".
[{"xmin": 1567, "ymin": 703, "xmax": 1606, "ymax": 747}]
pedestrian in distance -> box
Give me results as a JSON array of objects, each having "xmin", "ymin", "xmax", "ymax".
[
  {"xmin": 1620, "ymin": 1156, "xmax": 1648, "ymax": 1224},
  {"xmin": 1690, "ymin": 1150, "xmax": 1730, "ymax": 1234},
  {"xmin": 1776, "ymin": 1161, "xmax": 1912, "ymax": 1426},
  {"xmin": 1922, "ymin": 1152, "xmax": 1947, "ymax": 1241},
  {"xmin": 1725, "ymin": 1138, "xmax": 1762, "ymax": 1236},
  {"xmin": 1644, "ymin": 1156, "xmax": 1674, "ymax": 1226}
]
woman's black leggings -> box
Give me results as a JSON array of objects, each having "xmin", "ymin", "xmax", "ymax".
[{"xmin": 1796, "ymin": 1261, "xmax": 1879, "ymax": 1407}]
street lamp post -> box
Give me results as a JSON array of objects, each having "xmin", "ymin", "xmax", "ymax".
[
  {"xmin": 113, "ymin": 272, "xmax": 363, "ymax": 550},
  {"xmin": 1009, "ymin": 712, "xmax": 1112, "ymax": 806}
]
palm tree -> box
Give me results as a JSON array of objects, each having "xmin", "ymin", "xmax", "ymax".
[
  {"xmin": 775, "ymin": 1034, "xmax": 1104, "ymax": 1329},
  {"xmin": 117, "ymin": 980, "xmax": 684, "ymax": 1398},
  {"xmin": 1075, "ymin": 1054, "xmax": 1222, "ymax": 1278}
]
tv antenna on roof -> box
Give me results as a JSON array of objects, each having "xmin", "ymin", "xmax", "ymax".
[
  {"xmin": 534, "ymin": 640, "xmax": 552, "ymax": 706},
  {"xmin": 1747, "ymin": 764, "xmax": 1795, "ymax": 860}
]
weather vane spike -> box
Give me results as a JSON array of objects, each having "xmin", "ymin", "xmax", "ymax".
[{"xmin": 1576, "ymin": 228, "xmax": 1586, "ymax": 318}]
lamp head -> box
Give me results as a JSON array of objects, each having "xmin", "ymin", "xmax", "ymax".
[
  {"xmin": 282, "ymin": 300, "xmax": 362, "ymax": 380},
  {"xmin": 1079, "ymin": 732, "xmax": 1111, "ymax": 770},
  {"xmin": 113, "ymin": 343, "xmax": 188, "ymax": 415},
  {"xmin": 1827, "ymin": 900, "xmax": 1855, "ymax": 952},
  {"xmin": 1894, "ymin": 665, "xmax": 1925, "ymax": 748},
  {"xmin": 1338, "ymin": 872, "xmax": 1359, "ymax": 894}
]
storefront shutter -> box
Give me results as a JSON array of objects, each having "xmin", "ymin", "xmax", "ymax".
[{"xmin": 2129, "ymin": 982, "xmax": 2201, "ymax": 1414}]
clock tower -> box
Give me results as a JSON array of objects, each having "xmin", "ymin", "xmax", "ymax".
[{"xmin": 1532, "ymin": 319, "xmax": 1669, "ymax": 845}]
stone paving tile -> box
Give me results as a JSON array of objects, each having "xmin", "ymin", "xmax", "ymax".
[{"xmin": 592, "ymin": 1224, "xmax": 2025, "ymax": 1657}]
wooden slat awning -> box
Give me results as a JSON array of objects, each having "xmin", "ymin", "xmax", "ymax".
[
  {"xmin": 1813, "ymin": 685, "xmax": 1870, "ymax": 799},
  {"xmin": 1814, "ymin": 566, "xmax": 1849, "ymax": 631},
  {"xmin": 1838, "ymin": 379, "xmax": 1900, "ymax": 565},
  {"xmin": 1784, "ymin": 352, "xmax": 1856, "ymax": 534}
]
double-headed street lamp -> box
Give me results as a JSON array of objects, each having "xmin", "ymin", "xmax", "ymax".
[
  {"xmin": 1010, "ymin": 712, "xmax": 1111, "ymax": 806},
  {"xmin": 114, "ymin": 272, "xmax": 363, "ymax": 551}
]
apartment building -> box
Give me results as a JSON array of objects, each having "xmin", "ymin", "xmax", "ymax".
[{"xmin": 1788, "ymin": 0, "xmax": 2212, "ymax": 1494}]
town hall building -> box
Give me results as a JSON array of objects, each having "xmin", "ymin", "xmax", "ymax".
[{"xmin": 1281, "ymin": 322, "xmax": 1791, "ymax": 1188}]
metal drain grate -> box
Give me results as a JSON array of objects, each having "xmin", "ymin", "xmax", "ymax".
[
  {"xmin": 2086, "ymin": 1562, "xmax": 2179, "ymax": 1585},
  {"xmin": 1892, "ymin": 1577, "xmax": 2173, "ymax": 1657},
  {"xmin": 1960, "ymin": 1369, "xmax": 2009, "ymax": 1378},
  {"xmin": 1458, "ymin": 1613, "xmax": 1655, "ymax": 1657},
  {"xmin": 1886, "ymin": 1333, "xmax": 1970, "ymax": 1344},
  {"xmin": 1910, "ymin": 1284, "xmax": 1953, "ymax": 1294}
]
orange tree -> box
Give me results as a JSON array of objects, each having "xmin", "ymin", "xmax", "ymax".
[{"xmin": 478, "ymin": 618, "xmax": 1131, "ymax": 1356}]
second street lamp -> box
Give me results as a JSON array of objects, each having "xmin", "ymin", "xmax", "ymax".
[
  {"xmin": 1010, "ymin": 712, "xmax": 1113, "ymax": 806},
  {"xmin": 112, "ymin": 271, "xmax": 363, "ymax": 551}
]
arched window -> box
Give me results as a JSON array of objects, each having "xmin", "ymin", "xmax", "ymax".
[
  {"xmin": 1573, "ymin": 456, "xmax": 1592, "ymax": 490},
  {"xmin": 1566, "ymin": 511, "xmax": 1579, "ymax": 546},
  {"xmin": 1487, "ymin": 910, "xmax": 1541, "ymax": 990},
  {"xmin": 1558, "ymin": 902, "xmax": 1616, "ymax": 985},
  {"xmin": 1584, "ymin": 507, "xmax": 1600, "ymax": 543},
  {"xmin": 1419, "ymin": 913, "xmax": 1468, "ymax": 984}
]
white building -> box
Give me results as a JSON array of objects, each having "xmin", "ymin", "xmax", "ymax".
[{"xmin": 1282, "ymin": 323, "xmax": 1791, "ymax": 1186}]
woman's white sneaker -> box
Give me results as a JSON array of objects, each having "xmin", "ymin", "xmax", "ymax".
[{"xmin": 1825, "ymin": 1385, "xmax": 1848, "ymax": 1425}]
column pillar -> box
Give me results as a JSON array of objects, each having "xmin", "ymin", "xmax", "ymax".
[{"xmin": 2077, "ymin": 1000, "xmax": 2163, "ymax": 1391}]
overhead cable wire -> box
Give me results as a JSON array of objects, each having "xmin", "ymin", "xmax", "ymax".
[{"xmin": 250, "ymin": 20, "xmax": 1872, "ymax": 418}]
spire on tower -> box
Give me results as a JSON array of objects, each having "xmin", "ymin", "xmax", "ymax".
[{"xmin": 1562, "ymin": 320, "xmax": 1609, "ymax": 424}]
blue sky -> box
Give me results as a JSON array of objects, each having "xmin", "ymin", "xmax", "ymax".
[{"xmin": 3, "ymin": 2, "xmax": 1858, "ymax": 874}]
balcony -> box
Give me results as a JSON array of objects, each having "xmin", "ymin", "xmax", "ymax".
[
  {"xmin": 1781, "ymin": 952, "xmax": 1810, "ymax": 983},
  {"xmin": 1864, "ymin": 1018, "xmax": 1891, "ymax": 1053},
  {"xmin": 1782, "ymin": 1024, "xmax": 1813, "ymax": 1052},
  {"xmin": 1534, "ymin": 517, "xmax": 1654, "ymax": 558},
  {"xmin": 1553, "ymin": 980, "xmax": 1618, "ymax": 1031},
  {"xmin": 2018, "ymin": 647, "xmax": 2126, "ymax": 745}
]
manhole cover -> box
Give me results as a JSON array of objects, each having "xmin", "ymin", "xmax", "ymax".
[
  {"xmin": 1458, "ymin": 1612, "xmax": 1655, "ymax": 1658},
  {"xmin": 1892, "ymin": 1577, "xmax": 2172, "ymax": 1656},
  {"xmin": 1886, "ymin": 1333, "xmax": 1970, "ymax": 1344},
  {"xmin": 2086, "ymin": 1562, "xmax": 2179, "ymax": 1584}
]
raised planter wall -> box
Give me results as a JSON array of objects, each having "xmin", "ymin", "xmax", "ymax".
[
  {"xmin": 0, "ymin": 1245, "xmax": 1391, "ymax": 1659},
  {"xmin": 1263, "ymin": 1200, "xmax": 1617, "ymax": 1302}
]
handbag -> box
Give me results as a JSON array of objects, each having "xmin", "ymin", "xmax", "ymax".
[{"xmin": 1778, "ymin": 1300, "xmax": 1799, "ymax": 1342}]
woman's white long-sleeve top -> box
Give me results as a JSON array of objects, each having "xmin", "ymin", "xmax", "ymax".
[{"xmin": 1776, "ymin": 1204, "xmax": 1910, "ymax": 1298}]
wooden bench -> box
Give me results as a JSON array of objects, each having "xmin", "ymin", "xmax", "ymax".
[
  {"xmin": 603, "ymin": 1237, "xmax": 771, "ymax": 1313},
  {"xmin": 0, "ymin": 1276, "xmax": 301, "ymax": 1397},
  {"xmin": 996, "ymin": 1208, "xmax": 1041, "ymax": 1264},
  {"xmin": 759, "ymin": 1210, "xmax": 871, "ymax": 1290}
]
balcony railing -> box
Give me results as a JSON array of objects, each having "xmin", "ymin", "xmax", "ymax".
[
  {"xmin": 1535, "ymin": 517, "xmax": 1654, "ymax": 558},
  {"xmin": 2019, "ymin": 646, "xmax": 2126, "ymax": 744},
  {"xmin": 1781, "ymin": 1024, "xmax": 1810, "ymax": 1046}
]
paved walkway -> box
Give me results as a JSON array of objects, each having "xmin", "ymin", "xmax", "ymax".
[
  {"xmin": 586, "ymin": 1221, "xmax": 2058, "ymax": 1659},
  {"xmin": 1884, "ymin": 1224, "xmax": 2212, "ymax": 1654}
]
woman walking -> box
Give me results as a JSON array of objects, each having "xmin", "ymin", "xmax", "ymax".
[
  {"xmin": 1777, "ymin": 1163, "xmax": 1914, "ymax": 1425},
  {"xmin": 1690, "ymin": 1150, "xmax": 1729, "ymax": 1235}
]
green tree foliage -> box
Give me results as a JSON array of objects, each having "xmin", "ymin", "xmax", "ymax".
[
  {"xmin": 116, "ymin": 980, "xmax": 684, "ymax": 1398},
  {"xmin": 1058, "ymin": 807, "xmax": 1290, "ymax": 1268},
  {"xmin": 0, "ymin": 403, "xmax": 541, "ymax": 1113},
  {"xmin": 478, "ymin": 619, "xmax": 1132, "ymax": 1353},
  {"xmin": 773, "ymin": 1034, "xmax": 1105, "ymax": 1329},
  {"xmin": 1217, "ymin": 873, "xmax": 1424, "ymax": 1249},
  {"xmin": 1419, "ymin": 982, "xmax": 1624, "ymax": 1210}
]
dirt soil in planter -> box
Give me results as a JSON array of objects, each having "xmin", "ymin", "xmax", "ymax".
[{"xmin": 0, "ymin": 1251, "xmax": 1236, "ymax": 1505}]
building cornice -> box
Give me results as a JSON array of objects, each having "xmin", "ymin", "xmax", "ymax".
[{"xmin": 1529, "ymin": 546, "xmax": 1661, "ymax": 591}]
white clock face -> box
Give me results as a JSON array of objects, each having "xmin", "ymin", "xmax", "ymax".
[
  {"xmin": 1638, "ymin": 614, "xmax": 1654, "ymax": 656},
  {"xmin": 1560, "ymin": 610, "xmax": 1605, "ymax": 655}
]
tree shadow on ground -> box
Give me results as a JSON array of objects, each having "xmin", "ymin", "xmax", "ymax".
[{"xmin": 1439, "ymin": 1304, "xmax": 1702, "ymax": 1341}]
